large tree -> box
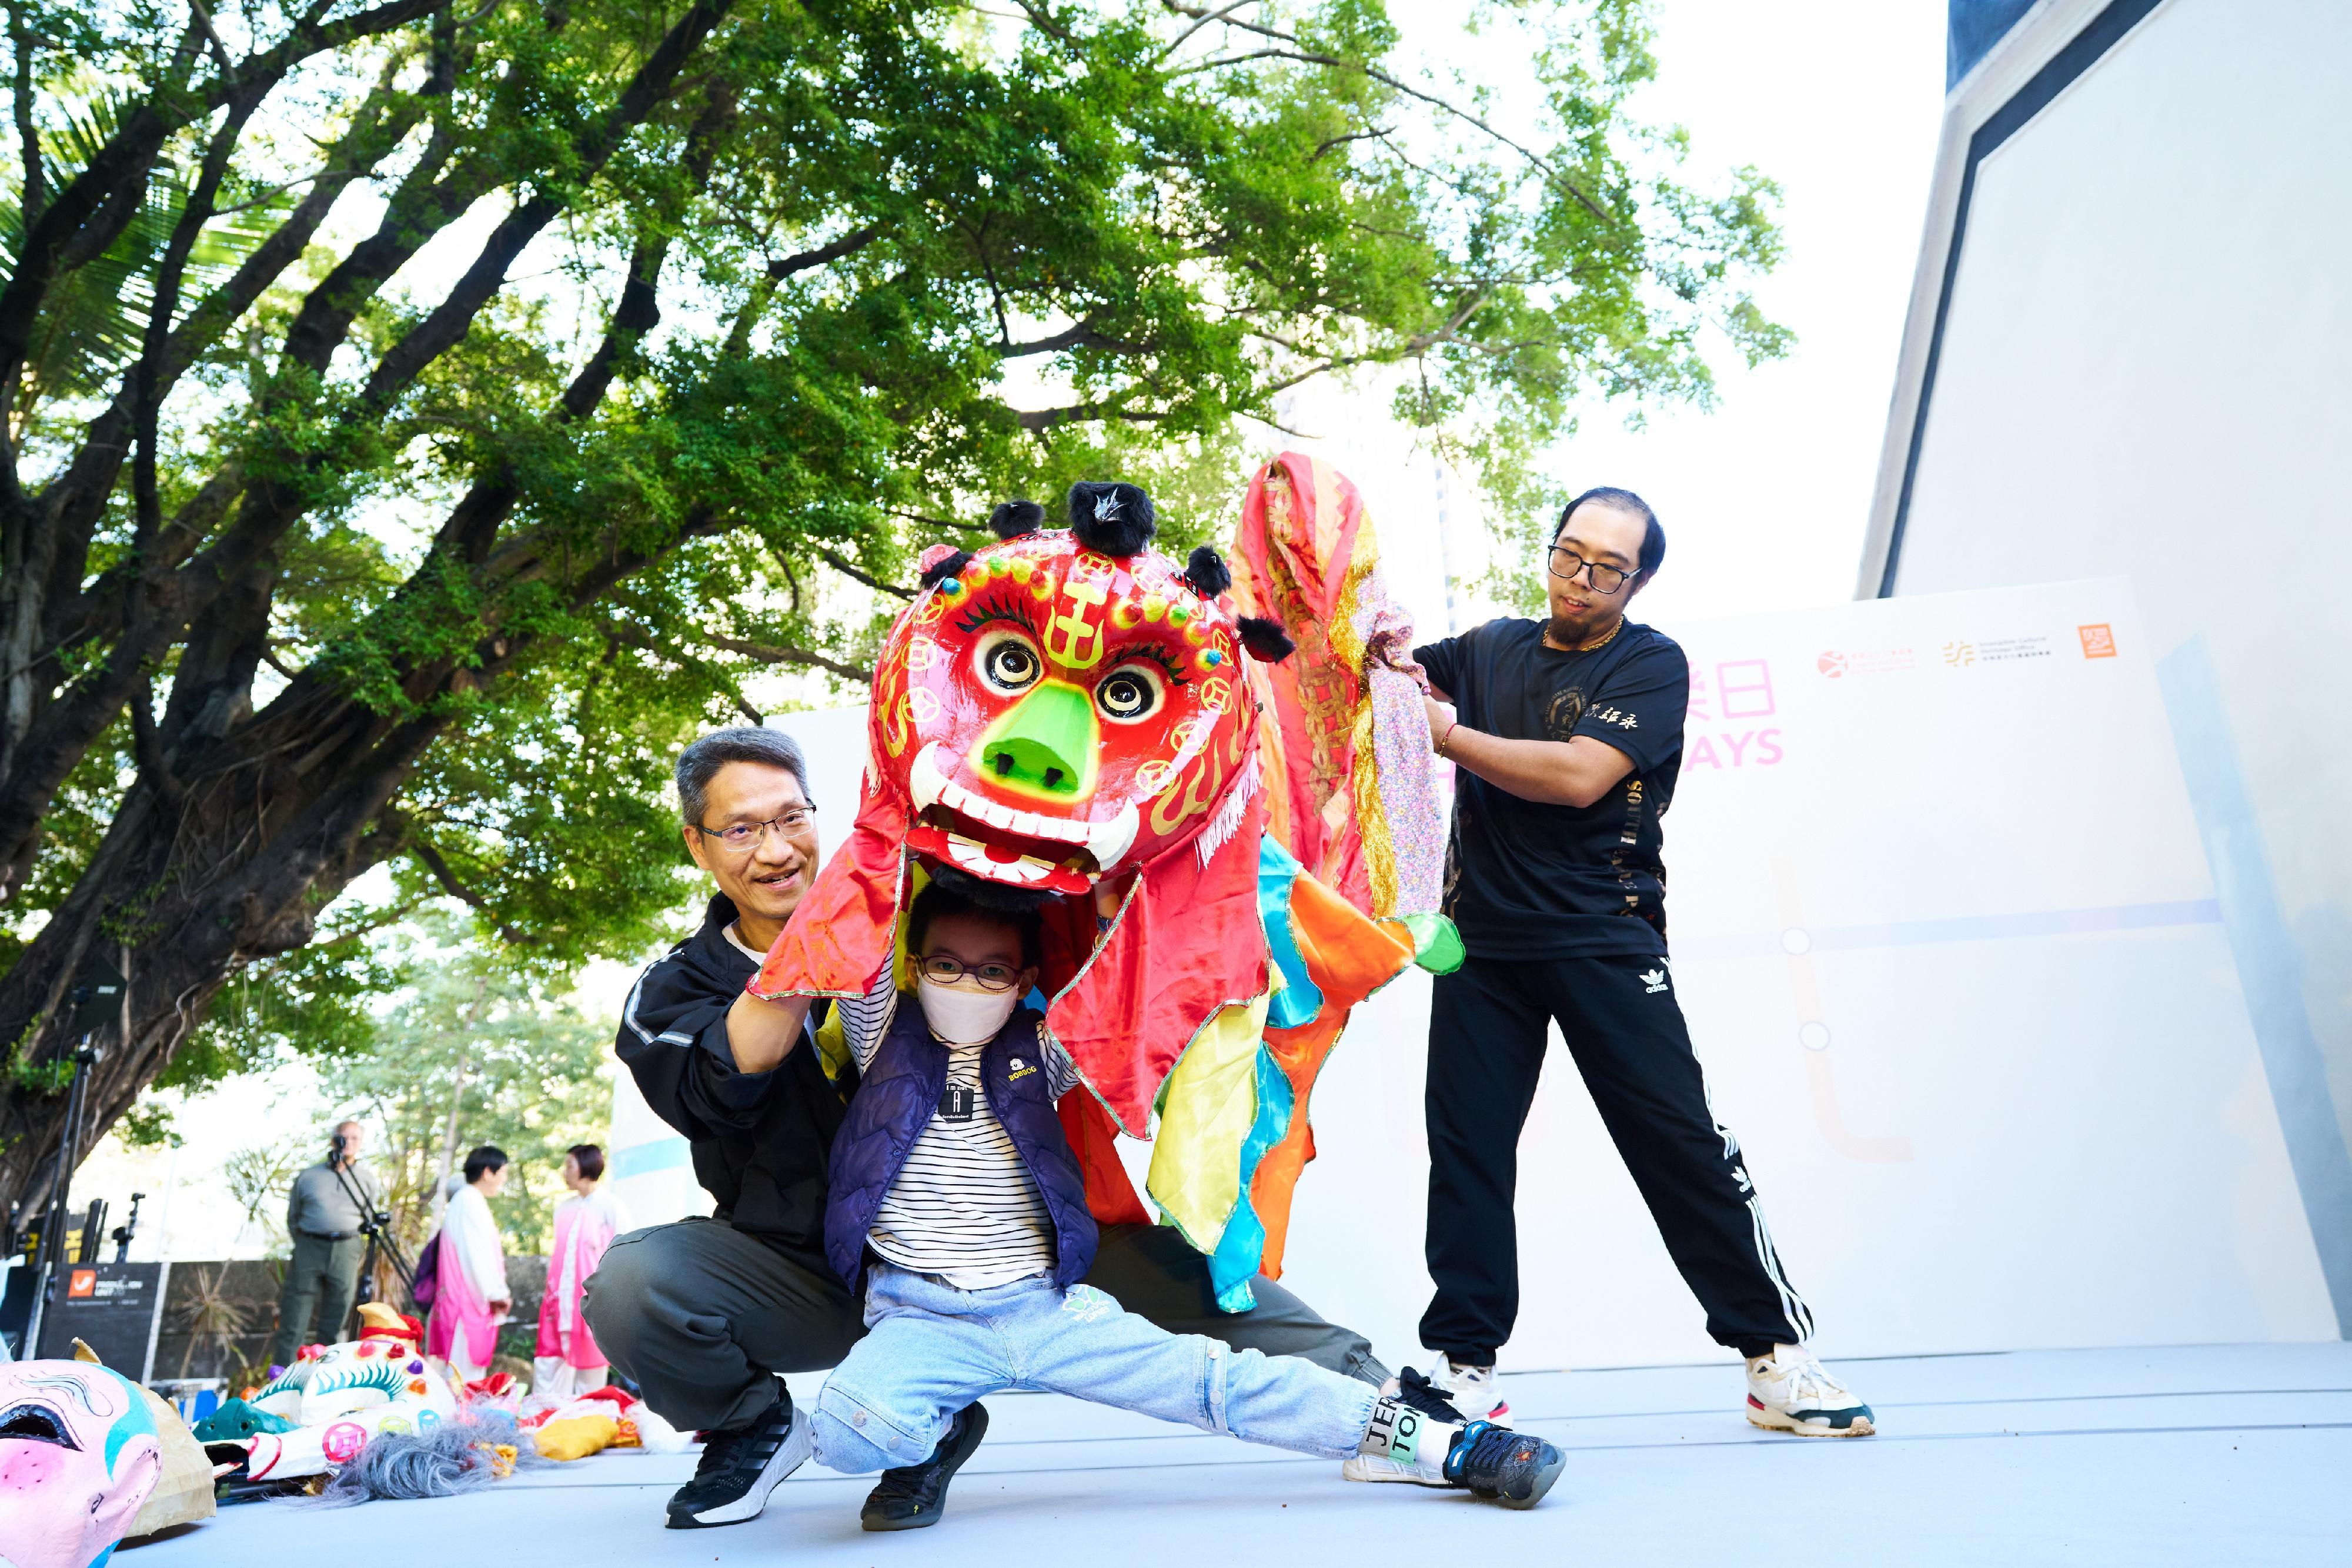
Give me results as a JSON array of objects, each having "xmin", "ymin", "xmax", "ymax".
[{"xmin": 0, "ymin": 0, "xmax": 1783, "ymax": 1208}]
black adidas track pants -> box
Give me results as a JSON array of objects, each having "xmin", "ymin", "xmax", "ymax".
[{"xmin": 1420, "ymin": 952, "xmax": 1815, "ymax": 1363}]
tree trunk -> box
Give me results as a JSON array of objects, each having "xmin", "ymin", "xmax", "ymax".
[{"xmin": 0, "ymin": 674, "xmax": 447, "ymax": 1212}]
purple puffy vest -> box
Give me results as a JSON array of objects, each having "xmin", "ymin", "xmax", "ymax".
[{"xmin": 823, "ymin": 998, "xmax": 1098, "ymax": 1290}]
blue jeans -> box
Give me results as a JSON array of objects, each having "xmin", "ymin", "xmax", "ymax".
[{"xmin": 810, "ymin": 1264, "xmax": 1380, "ymax": 1473}]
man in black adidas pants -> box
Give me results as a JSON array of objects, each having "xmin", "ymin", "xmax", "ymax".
[{"xmin": 1403, "ymin": 489, "xmax": 1872, "ymax": 1439}]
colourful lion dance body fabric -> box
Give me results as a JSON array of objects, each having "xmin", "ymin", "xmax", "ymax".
[
  {"xmin": 754, "ymin": 479, "xmax": 1455, "ymax": 1309},
  {"xmin": 1232, "ymin": 452, "xmax": 1448, "ymax": 921}
]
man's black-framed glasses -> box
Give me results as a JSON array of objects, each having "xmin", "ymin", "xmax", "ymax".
[
  {"xmin": 693, "ymin": 804, "xmax": 817, "ymax": 850},
  {"xmin": 1547, "ymin": 545, "xmax": 1634, "ymax": 595},
  {"xmin": 918, "ymin": 954, "xmax": 1023, "ymax": 992}
]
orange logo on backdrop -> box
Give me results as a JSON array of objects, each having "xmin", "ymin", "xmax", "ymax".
[
  {"xmin": 68, "ymin": 1268, "xmax": 95, "ymax": 1298},
  {"xmin": 2078, "ymin": 624, "xmax": 2118, "ymax": 659}
]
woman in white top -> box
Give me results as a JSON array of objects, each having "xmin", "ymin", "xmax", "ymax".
[{"xmin": 427, "ymin": 1145, "xmax": 512, "ymax": 1381}]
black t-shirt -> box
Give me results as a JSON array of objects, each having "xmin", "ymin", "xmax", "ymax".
[{"xmin": 1416, "ymin": 618, "xmax": 1689, "ymax": 959}]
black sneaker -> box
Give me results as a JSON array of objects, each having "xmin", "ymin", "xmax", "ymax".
[
  {"xmin": 1442, "ymin": 1419, "xmax": 1565, "ymax": 1510},
  {"xmin": 664, "ymin": 1388, "xmax": 810, "ymax": 1529},
  {"xmin": 860, "ymin": 1402, "xmax": 989, "ymax": 1532}
]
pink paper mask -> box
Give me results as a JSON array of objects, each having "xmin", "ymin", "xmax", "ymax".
[{"xmin": 0, "ymin": 1361, "xmax": 163, "ymax": 1568}]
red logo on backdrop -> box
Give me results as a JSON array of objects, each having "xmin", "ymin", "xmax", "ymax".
[
  {"xmin": 1816, "ymin": 651, "xmax": 1847, "ymax": 677},
  {"xmin": 2078, "ymin": 624, "xmax": 2117, "ymax": 659},
  {"xmin": 67, "ymin": 1269, "xmax": 95, "ymax": 1298}
]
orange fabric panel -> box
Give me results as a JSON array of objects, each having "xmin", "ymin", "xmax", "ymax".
[
  {"xmin": 1060, "ymin": 1094, "xmax": 1152, "ymax": 1226},
  {"xmin": 1248, "ymin": 869, "xmax": 1418, "ymax": 1278}
]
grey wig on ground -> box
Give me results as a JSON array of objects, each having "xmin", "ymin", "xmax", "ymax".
[{"xmin": 300, "ymin": 1416, "xmax": 546, "ymax": 1507}]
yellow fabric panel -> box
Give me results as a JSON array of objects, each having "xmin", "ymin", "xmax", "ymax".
[
  {"xmin": 534, "ymin": 1414, "xmax": 620, "ymax": 1462},
  {"xmin": 1145, "ymin": 991, "xmax": 1272, "ymax": 1253},
  {"xmin": 812, "ymin": 1005, "xmax": 854, "ymax": 1091}
]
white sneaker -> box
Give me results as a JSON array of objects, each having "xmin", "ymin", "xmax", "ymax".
[
  {"xmin": 1340, "ymin": 1368, "xmax": 1462, "ymax": 1486},
  {"xmin": 1429, "ymin": 1357, "xmax": 1508, "ymax": 1422},
  {"xmin": 1744, "ymin": 1346, "xmax": 1875, "ymax": 1437}
]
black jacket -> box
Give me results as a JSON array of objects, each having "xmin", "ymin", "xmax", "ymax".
[{"xmin": 614, "ymin": 894, "xmax": 853, "ymax": 1267}]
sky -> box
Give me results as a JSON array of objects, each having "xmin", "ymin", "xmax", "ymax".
[
  {"xmin": 1284, "ymin": 0, "xmax": 1951, "ymax": 641},
  {"xmin": 65, "ymin": 1, "xmax": 1955, "ymax": 1264}
]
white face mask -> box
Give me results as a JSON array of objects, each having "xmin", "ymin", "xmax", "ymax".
[{"xmin": 917, "ymin": 978, "xmax": 1021, "ymax": 1045}]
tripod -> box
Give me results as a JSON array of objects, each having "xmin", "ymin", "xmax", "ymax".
[{"xmin": 326, "ymin": 1135, "xmax": 415, "ymax": 1337}]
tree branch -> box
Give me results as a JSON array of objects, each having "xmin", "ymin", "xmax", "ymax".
[
  {"xmin": 128, "ymin": 676, "xmax": 183, "ymax": 807},
  {"xmin": 998, "ymin": 318, "xmax": 1155, "ymax": 359},
  {"xmin": 356, "ymin": 0, "xmax": 736, "ymax": 416},
  {"xmin": 697, "ymin": 629, "xmax": 871, "ymax": 684},
  {"xmin": 7, "ymin": 5, "xmax": 42, "ymax": 233},
  {"xmin": 410, "ymin": 840, "xmax": 531, "ymax": 944},
  {"xmin": 1014, "ymin": 402, "xmax": 1167, "ymax": 432},
  {"xmin": 1155, "ymin": 3, "xmax": 1610, "ymax": 220},
  {"xmin": 1155, "ymin": 0, "xmax": 1264, "ymax": 61},
  {"xmin": 814, "ymin": 547, "xmax": 914, "ymax": 600},
  {"xmin": 767, "ymin": 224, "xmax": 880, "ymax": 281}
]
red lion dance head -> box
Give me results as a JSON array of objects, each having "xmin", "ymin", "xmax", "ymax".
[{"xmin": 753, "ymin": 483, "xmax": 1298, "ymax": 1136}]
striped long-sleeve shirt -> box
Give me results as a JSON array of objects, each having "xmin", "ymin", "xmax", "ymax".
[{"xmin": 841, "ymin": 971, "xmax": 1080, "ymax": 1290}]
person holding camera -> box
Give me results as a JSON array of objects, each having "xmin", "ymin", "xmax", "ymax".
[{"xmin": 270, "ymin": 1119, "xmax": 386, "ymax": 1366}]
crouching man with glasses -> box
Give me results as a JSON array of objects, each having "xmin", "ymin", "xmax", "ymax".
[
  {"xmin": 1371, "ymin": 488, "xmax": 1875, "ymax": 1452},
  {"xmin": 586, "ymin": 727, "xmax": 1389, "ymax": 1533}
]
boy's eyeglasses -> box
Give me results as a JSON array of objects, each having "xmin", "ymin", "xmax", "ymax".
[{"xmin": 918, "ymin": 954, "xmax": 1023, "ymax": 992}]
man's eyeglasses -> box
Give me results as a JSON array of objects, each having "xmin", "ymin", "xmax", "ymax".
[
  {"xmin": 918, "ymin": 954, "xmax": 1024, "ymax": 992},
  {"xmin": 1548, "ymin": 546, "xmax": 1635, "ymax": 596},
  {"xmin": 693, "ymin": 805, "xmax": 818, "ymax": 851}
]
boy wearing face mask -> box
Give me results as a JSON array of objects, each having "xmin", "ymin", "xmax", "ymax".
[{"xmin": 742, "ymin": 880, "xmax": 1565, "ymax": 1524}]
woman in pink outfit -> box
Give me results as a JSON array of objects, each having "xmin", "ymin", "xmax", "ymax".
[
  {"xmin": 426, "ymin": 1145, "xmax": 511, "ymax": 1380},
  {"xmin": 534, "ymin": 1143, "xmax": 628, "ymax": 1399}
]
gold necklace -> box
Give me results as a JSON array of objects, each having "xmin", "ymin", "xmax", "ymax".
[{"xmin": 1546, "ymin": 616, "xmax": 1624, "ymax": 654}]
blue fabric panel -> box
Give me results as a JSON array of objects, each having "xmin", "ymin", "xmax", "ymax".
[
  {"xmin": 1257, "ymin": 836, "xmax": 1323, "ymax": 1029},
  {"xmin": 1206, "ymin": 1042, "xmax": 1298, "ymax": 1312}
]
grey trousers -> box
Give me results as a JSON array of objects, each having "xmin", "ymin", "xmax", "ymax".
[
  {"xmin": 584, "ymin": 1218, "xmax": 1388, "ymax": 1432},
  {"xmin": 272, "ymin": 1232, "xmax": 365, "ymax": 1366}
]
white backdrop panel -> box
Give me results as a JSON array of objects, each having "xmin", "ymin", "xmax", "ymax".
[
  {"xmin": 1273, "ymin": 580, "xmax": 2333, "ymax": 1369},
  {"xmin": 613, "ymin": 594, "xmax": 2332, "ymax": 1368},
  {"xmin": 1882, "ymin": 0, "xmax": 2352, "ymax": 1306}
]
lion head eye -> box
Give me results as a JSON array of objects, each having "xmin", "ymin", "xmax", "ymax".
[
  {"xmin": 1095, "ymin": 664, "xmax": 1164, "ymax": 724},
  {"xmin": 977, "ymin": 630, "xmax": 1043, "ymax": 694}
]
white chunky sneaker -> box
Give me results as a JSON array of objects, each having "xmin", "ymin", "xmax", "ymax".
[
  {"xmin": 1341, "ymin": 1368, "xmax": 1464, "ymax": 1485},
  {"xmin": 1744, "ymin": 1345, "xmax": 1875, "ymax": 1437},
  {"xmin": 1429, "ymin": 1356, "xmax": 1508, "ymax": 1422}
]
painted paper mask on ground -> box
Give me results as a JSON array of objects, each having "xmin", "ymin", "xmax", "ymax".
[{"xmin": 0, "ymin": 1360, "xmax": 162, "ymax": 1568}]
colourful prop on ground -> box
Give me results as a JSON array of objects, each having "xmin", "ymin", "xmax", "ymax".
[
  {"xmin": 0, "ymin": 1359, "xmax": 162, "ymax": 1568},
  {"xmin": 518, "ymin": 1382, "xmax": 686, "ymax": 1460},
  {"xmin": 230, "ymin": 1303, "xmax": 459, "ymax": 1481},
  {"xmin": 756, "ymin": 480, "xmax": 1458, "ymax": 1308},
  {"xmin": 309, "ymin": 1416, "xmax": 524, "ymax": 1506}
]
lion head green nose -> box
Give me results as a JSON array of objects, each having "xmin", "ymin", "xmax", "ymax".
[{"xmin": 975, "ymin": 680, "xmax": 1097, "ymax": 799}]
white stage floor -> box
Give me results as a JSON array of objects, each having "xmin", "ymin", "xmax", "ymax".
[{"xmin": 125, "ymin": 1342, "xmax": 2352, "ymax": 1566}]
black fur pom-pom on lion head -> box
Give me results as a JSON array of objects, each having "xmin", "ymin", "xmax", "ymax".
[
  {"xmin": 1182, "ymin": 545, "xmax": 1231, "ymax": 599},
  {"xmin": 990, "ymin": 499, "xmax": 1045, "ymax": 540},
  {"xmin": 1065, "ymin": 481, "xmax": 1156, "ymax": 557},
  {"xmin": 1237, "ymin": 616, "xmax": 1295, "ymax": 663}
]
